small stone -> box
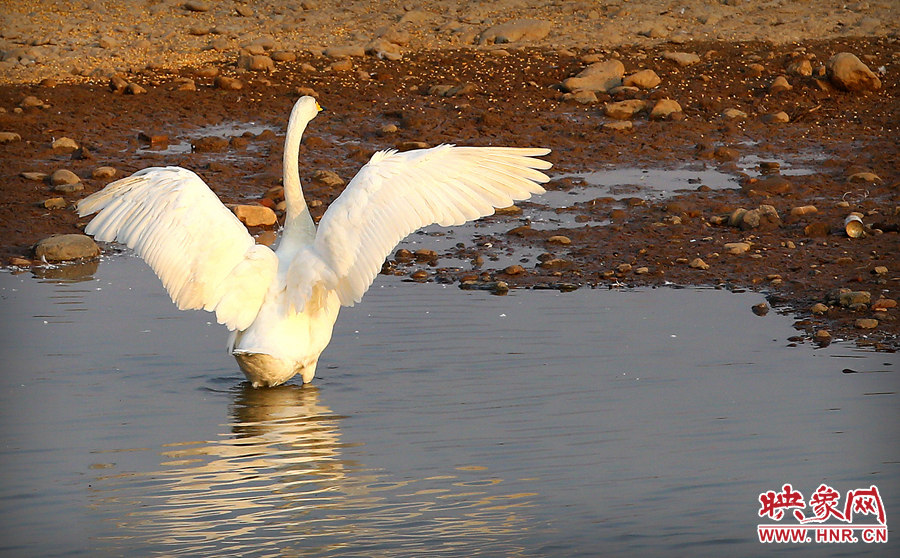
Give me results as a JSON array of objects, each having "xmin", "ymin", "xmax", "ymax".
[
  {"xmin": 494, "ymin": 205, "xmax": 522, "ymax": 216},
  {"xmin": 323, "ymin": 45, "xmax": 365, "ymax": 58},
  {"xmin": 52, "ymin": 137, "xmax": 79, "ymax": 151},
  {"xmin": 191, "ymin": 136, "xmax": 229, "ymax": 152},
  {"xmin": 235, "ymin": 4, "xmax": 253, "ymax": 16},
  {"xmin": 761, "ymin": 111, "xmax": 790, "ymax": 124},
  {"xmin": 231, "ymin": 204, "xmax": 277, "ymax": 227},
  {"xmin": 43, "ymin": 197, "xmax": 67, "ymax": 210},
  {"xmin": 838, "ymin": 291, "xmax": 871, "ymax": 307},
  {"xmin": 623, "ymin": 69, "xmax": 661, "ymax": 89},
  {"xmin": 790, "ymin": 205, "xmax": 818, "ymax": 216},
  {"xmin": 724, "ymin": 242, "xmax": 751, "ymax": 255},
  {"xmin": 563, "ymin": 89, "xmax": 598, "ymax": 104},
  {"xmin": 616, "ymin": 263, "xmax": 632, "ymax": 273},
  {"xmin": 0, "ymin": 131, "xmax": 22, "ymax": 143},
  {"xmin": 9, "ymin": 256, "xmax": 32, "ymax": 267},
  {"xmin": 562, "ymin": 59, "xmax": 625, "ymax": 93},
  {"xmin": 34, "ymin": 234, "xmax": 100, "ymax": 262},
  {"xmin": 649, "ymin": 99, "xmax": 682, "ymax": 120},
  {"xmin": 786, "ymin": 58, "xmax": 813, "ymax": 76},
  {"xmin": 604, "ymin": 99, "xmax": 647, "ymax": 120},
  {"xmin": 504, "ymin": 265, "xmax": 525, "ymax": 275},
  {"xmin": 214, "ymin": 76, "xmax": 243, "ymax": 90},
  {"xmin": 872, "ymin": 266, "xmax": 888, "ymax": 275},
  {"xmin": 183, "ymin": 1, "xmax": 210, "ymax": 12},
  {"xmin": 477, "ymin": 19, "xmax": 551, "ymax": 45},
  {"xmin": 814, "ymin": 329, "xmax": 832, "ymax": 343},
  {"xmin": 54, "ymin": 182, "xmax": 83, "ymax": 194},
  {"xmin": 662, "ymin": 51, "xmax": 701, "ymax": 66},
  {"xmin": 311, "ymin": 169, "xmax": 345, "ymax": 188},
  {"xmin": 689, "ymin": 258, "xmax": 709, "ymax": 270},
  {"xmin": 237, "ymin": 54, "xmax": 275, "ymax": 72},
  {"xmin": 826, "ymin": 52, "xmax": 882, "ymax": 92},
  {"xmin": 804, "ymin": 222, "xmax": 830, "ymax": 237},
  {"xmin": 752, "ymin": 302, "xmax": 769, "ymax": 316},
  {"xmin": 810, "ymin": 303, "xmax": 829, "ymax": 315},
  {"xmin": 330, "ymin": 59, "xmax": 353, "ymax": 72},
  {"xmin": 138, "ymin": 131, "xmax": 168, "ymax": 145},
  {"xmin": 721, "ymin": 108, "xmax": 747, "ymax": 119},
  {"xmin": 125, "ymin": 83, "xmax": 146, "ymax": 95},
  {"xmin": 547, "ymin": 235, "xmax": 571, "ymax": 245},
  {"xmin": 410, "ymin": 269, "xmax": 428, "ymax": 280},
  {"xmin": 769, "ymin": 75, "xmax": 792, "ymax": 93},
  {"xmin": 414, "ymin": 249, "xmax": 437, "ymax": 262},
  {"xmin": 634, "ymin": 266, "xmax": 649, "ymax": 275},
  {"xmin": 854, "ymin": 318, "xmax": 878, "ymax": 330},
  {"xmin": 50, "ymin": 169, "xmax": 80, "ymax": 186},
  {"xmin": 872, "ymin": 298, "xmax": 897, "ymax": 311},
  {"xmin": 21, "ymin": 171, "xmax": 47, "ymax": 181},
  {"xmin": 714, "ymin": 146, "xmax": 739, "ymax": 161},
  {"xmin": 271, "ymin": 51, "xmax": 296, "ymax": 62},
  {"xmin": 603, "ymin": 120, "xmax": 633, "ymax": 132},
  {"xmin": 394, "ymin": 248, "xmax": 413, "ymax": 261},
  {"xmin": 379, "ymin": 123, "xmax": 398, "ymax": 135},
  {"xmin": 847, "ymin": 172, "xmax": 881, "ymax": 183},
  {"xmin": 744, "ymin": 175, "xmax": 792, "ymax": 195},
  {"xmin": 20, "ymin": 95, "xmax": 46, "ymax": 108}
]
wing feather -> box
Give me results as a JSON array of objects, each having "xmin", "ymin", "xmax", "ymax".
[
  {"xmin": 288, "ymin": 145, "xmax": 550, "ymax": 309},
  {"xmin": 77, "ymin": 167, "xmax": 278, "ymax": 330}
]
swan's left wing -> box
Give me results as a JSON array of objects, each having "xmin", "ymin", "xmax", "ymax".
[
  {"xmin": 287, "ymin": 145, "xmax": 550, "ymax": 309},
  {"xmin": 77, "ymin": 167, "xmax": 278, "ymax": 331}
]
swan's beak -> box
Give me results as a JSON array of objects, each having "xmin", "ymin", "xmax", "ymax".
[{"xmin": 316, "ymin": 101, "xmax": 324, "ymax": 112}]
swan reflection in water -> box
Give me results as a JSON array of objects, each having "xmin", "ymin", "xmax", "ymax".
[{"xmin": 89, "ymin": 384, "xmax": 537, "ymax": 555}]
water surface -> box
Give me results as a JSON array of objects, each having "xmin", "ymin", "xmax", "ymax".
[{"xmin": 0, "ymin": 257, "xmax": 897, "ymax": 557}]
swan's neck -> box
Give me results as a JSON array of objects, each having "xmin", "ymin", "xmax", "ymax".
[{"xmin": 279, "ymin": 106, "xmax": 316, "ymax": 253}]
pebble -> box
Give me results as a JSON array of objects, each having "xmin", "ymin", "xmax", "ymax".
[
  {"xmin": 414, "ymin": 249, "xmax": 437, "ymax": 261},
  {"xmin": 50, "ymin": 169, "xmax": 80, "ymax": 186},
  {"xmin": 724, "ymin": 242, "xmax": 751, "ymax": 255},
  {"xmin": 603, "ymin": 120, "xmax": 633, "ymax": 132},
  {"xmin": 562, "ymin": 59, "xmax": 625, "ymax": 93},
  {"xmin": 826, "ymin": 52, "xmax": 882, "ymax": 91},
  {"xmin": 689, "ymin": 257, "xmax": 709, "ymax": 270},
  {"xmin": 814, "ymin": 329, "xmax": 832, "ymax": 343},
  {"xmin": 43, "ymin": 197, "xmax": 67, "ymax": 210},
  {"xmin": 183, "ymin": 1, "xmax": 210, "ymax": 12},
  {"xmin": 743, "ymin": 175, "xmax": 792, "ymax": 195},
  {"xmin": 872, "ymin": 298, "xmax": 897, "ymax": 311},
  {"xmin": 854, "ymin": 318, "xmax": 878, "ymax": 329},
  {"xmin": 214, "ymin": 76, "xmax": 243, "ymax": 90},
  {"xmin": 786, "ymin": 58, "xmax": 813, "ymax": 76},
  {"xmin": 810, "ymin": 303, "xmax": 829, "ymax": 315},
  {"xmin": 837, "ymin": 291, "xmax": 871, "ymax": 307},
  {"xmin": 9, "ymin": 257, "xmax": 32, "ymax": 267},
  {"xmin": 330, "ymin": 59, "xmax": 353, "ymax": 72},
  {"xmin": 21, "ymin": 171, "xmax": 46, "ymax": 181},
  {"xmin": 494, "ymin": 205, "xmax": 522, "ymax": 216},
  {"xmin": 752, "ymin": 302, "xmax": 769, "ymax": 316},
  {"xmin": 191, "ymin": 136, "xmax": 229, "ymax": 152},
  {"xmin": 504, "ymin": 264, "xmax": 525, "ymax": 275},
  {"xmin": 623, "ymin": 69, "xmax": 661, "ymax": 89},
  {"xmin": 324, "ymin": 45, "xmax": 365, "ymax": 59},
  {"xmin": 562, "ymin": 89, "xmax": 598, "ymax": 104},
  {"xmin": 634, "ymin": 266, "xmax": 649, "ymax": 275},
  {"xmin": 649, "ymin": 99, "xmax": 682, "ymax": 120},
  {"xmin": 477, "ymin": 19, "xmax": 551, "ymax": 45},
  {"xmin": 616, "ymin": 263, "xmax": 632, "ymax": 273},
  {"xmin": 721, "ymin": 108, "xmax": 747, "ymax": 119},
  {"xmin": 661, "ymin": 51, "xmax": 700, "ymax": 66},
  {"xmin": 547, "ymin": 235, "xmax": 571, "ymax": 245},
  {"xmin": 410, "ymin": 269, "xmax": 429, "ymax": 280},
  {"xmin": 604, "ymin": 99, "xmax": 647, "ymax": 120},
  {"xmin": 20, "ymin": 95, "xmax": 47, "ymax": 108},
  {"xmin": 872, "ymin": 266, "xmax": 888, "ymax": 275},
  {"xmin": 312, "ymin": 169, "xmax": 345, "ymax": 188},
  {"xmin": 231, "ymin": 204, "xmax": 277, "ymax": 227},
  {"xmin": 0, "ymin": 131, "xmax": 21, "ymax": 143},
  {"xmin": 52, "ymin": 137, "xmax": 79, "ymax": 151},
  {"xmin": 271, "ymin": 51, "xmax": 296, "ymax": 62},
  {"xmin": 847, "ymin": 171, "xmax": 881, "ymax": 183},
  {"xmin": 761, "ymin": 111, "xmax": 790, "ymax": 124},
  {"xmin": 125, "ymin": 83, "xmax": 146, "ymax": 95},
  {"xmin": 54, "ymin": 182, "xmax": 84, "ymax": 194},
  {"xmin": 237, "ymin": 54, "xmax": 275, "ymax": 72},
  {"xmin": 790, "ymin": 205, "xmax": 817, "ymax": 216},
  {"xmin": 804, "ymin": 222, "xmax": 830, "ymax": 237},
  {"xmin": 769, "ymin": 75, "xmax": 792, "ymax": 93},
  {"xmin": 33, "ymin": 234, "xmax": 100, "ymax": 262}
]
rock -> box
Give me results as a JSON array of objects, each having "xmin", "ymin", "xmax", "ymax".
[
  {"xmin": 183, "ymin": 1, "xmax": 210, "ymax": 12},
  {"xmin": 0, "ymin": 131, "xmax": 22, "ymax": 143},
  {"xmin": 50, "ymin": 169, "xmax": 80, "ymax": 186},
  {"xmin": 271, "ymin": 51, "xmax": 296, "ymax": 62},
  {"xmin": 769, "ymin": 75, "xmax": 792, "ymax": 93},
  {"xmin": 311, "ymin": 169, "xmax": 344, "ymax": 188},
  {"xmin": 43, "ymin": 197, "xmax": 67, "ymax": 210},
  {"xmin": 724, "ymin": 242, "xmax": 751, "ymax": 255},
  {"xmin": 804, "ymin": 222, "xmax": 831, "ymax": 237},
  {"xmin": 743, "ymin": 175, "xmax": 792, "ymax": 195},
  {"xmin": 125, "ymin": 83, "xmax": 146, "ymax": 95},
  {"xmin": 323, "ymin": 45, "xmax": 365, "ymax": 58},
  {"xmin": 790, "ymin": 205, "xmax": 817, "ymax": 216},
  {"xmin": 191, "ymin": 136, "xmax": 229, "ymax": 152},
  {"xmin": 562, "ymin": 59, "xmax": 625, "ymax": 93},
  {"xmin": 54, "ymin": 182, "xmax": 84, "ymax": 194},
  {"xmin": 752, "ymin": 302, "xmax": 769, "ymax": 316},
  {"xmin": 410, "ymin": 269, "xmax": 428, "ymax": 280},
  {"xmin": 838, "ymin": 291, "xmax": 871, "ymax": 307},
  {"xmin": 562, "ymin": 89, "xmax": 598, "ymax": 104},
  {"xmin": 90, "ymin": 167, "xmax": 115, "ymax": 181},
  {"xmin": 21, "ymin": 171, "xmax": 47, "ymax": 181},
  {"xmin": 786, "ymin": 58, "xmax": 813, "ymax": 76},
  {"xmin": 52, "ymin": 137, "xmax": 79, "ymax": 151},
  {"xmin": 231, "ymin": 204, "xmax": 277, "ymax": 227},
  {"xmin": 872, "ymin": 298, "xmax": 897, "ymax": 311},
  {"xmin": 235, "ymin": 4, "xmax": 253, "ymax": 16},
  {"xmin": 662, "ymin": 51, "xmax": 700, "ymax": 66},
  {"xmin": 689, "ymin": 257, "xmax": 709, "ymax": 270},
  {"xmin": 847, "ymin": 172, "xmax": 881, "ymax": 183},
  {"xmin": 714, "ymin": 146, "xmax": 739, "ymax": 161},
  {"xmin": 429, "ymin": 83, "xmax": 476, "ymax": 97},
  {"xmin": 616, "ymin": 263, "xmax": 632, "ymax": 273},
  {"xmin": 761, "ymin": 111, "xmax": 790, "ymax": 124},
  {"xmin": 138, "ymin": 131, "xmax": 169, "ymax": 145},
  {"xmin": 477, "ymin": 19, "xmax": 551, "ymax": 45},
  {"xmin": 826, "ymin": 52, "xmax": 882, "ymax": 91},
  {"xmin": 330, "ymin": 59, "xmax": 353, "ymax": 72},
  {"xmin": 814, "ymin": 329, "xmax": 832, "ymax": 343},
  {"xmin": 721, "ymin": 108, "xmax": 747, "ymax": 119},
  {"xmin": 8, "ymin": 256, "xmax": 32, "ymax": 267},
  {"xmin": 213, "ymin": 76, "xmax": 243, "ymax": 90},
  {"xmin": 872, "ymin": 266, "xmax": 888, "ymax": 276},
  {"xmin": 623, "ymin": 69, "xmax": 661, "ymax": 89},
  {"xmin": 504, "ymin": 265, "xmax": 525, "ymax": 275},
  {"xmin": 810, "ymin": 302, "xmax": 829, "ymax": 315},
  {"xmin": 237, "ymin": 54, "xmax": 275, "ymax": 72},
  {"xmin": 34, "ymin": 234, "xmax": 100, "ymax": 262},
  {"xmin": 365, "ymin": 38, "xmax": 402, "ymax": 60},
  {"xmin": 494, "ymin": 205, "xmax": 522, "ymax": 216},
  {"xmin": 604, "ymin": 99, "xmax": 647, "ymax": 120},
  {"xmin": 603, "ymin": 120, "xmax": 633, "ymax": 132},
  {"xmin": 854, "ymin": 318, "xmax": 878, "ymax": 329},
  {"xmin": 20, "ymin": 95, "xmax": 46, "ymax": 108},
  {"xmin": 649, "ymin": 99, "xmax": 682, "ymax": 120},
  {"xmin": 547, "ymin": 235, "xmax": 571, "ymax": 245}
]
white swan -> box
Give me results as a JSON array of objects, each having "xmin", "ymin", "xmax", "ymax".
[{"xmin": 77, "ymin": 96, "xmax": 551, "ymax": 387}]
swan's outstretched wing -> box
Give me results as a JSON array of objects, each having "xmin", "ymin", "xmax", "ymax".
[
  {"xmin": 77, "ymin": 167, "xmax": 278, "ymax": 331},
  {"xmin": 287, "ymin": 145, "xmax": 551, "ymax": 308}
]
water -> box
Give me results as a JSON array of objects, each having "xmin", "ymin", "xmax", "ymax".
[{"xmin": 0, "ymin": 257, "xmax": 897, "ymax": 557}]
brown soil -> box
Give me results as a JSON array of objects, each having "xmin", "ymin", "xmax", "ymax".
[{"xmin": 0, "ymin": 37, "xmax": 897, "ymax": 350}]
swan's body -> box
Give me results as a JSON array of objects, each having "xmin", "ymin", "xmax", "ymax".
[{"xmin": 77, "ymin": 97, "xmax": 551, "ymax": 387}]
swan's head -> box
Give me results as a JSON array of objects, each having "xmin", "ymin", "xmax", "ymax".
[{"xmin": 291, "ymin": 96, "xmax": 323, "ymax": 125}]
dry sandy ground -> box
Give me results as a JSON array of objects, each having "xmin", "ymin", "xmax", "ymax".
[{"xmin": 0, "ymin": 1, "xmax": 897, "ymax": 350}]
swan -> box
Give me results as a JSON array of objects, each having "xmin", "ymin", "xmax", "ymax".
[{"xmin": 77, "ymin": 96, "xmax": 551, "ymax": 387}]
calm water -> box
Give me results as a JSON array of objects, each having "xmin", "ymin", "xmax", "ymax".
[{"xmin": 0, "ymin": 256, "xmax": 897, "ymax": 557}]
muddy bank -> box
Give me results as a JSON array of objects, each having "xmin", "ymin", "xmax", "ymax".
[{"xmin": 0, "ymin": 37, "xmax": 897, "ymax": 349}]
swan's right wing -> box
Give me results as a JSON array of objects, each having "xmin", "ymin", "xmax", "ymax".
[
  {"xmin": 286, "ymin": 145, "xmax": 551, "ymax": 310},
  {"xmin": 77, "ymin": 167, "xmax": 278, "ymax": 331}
]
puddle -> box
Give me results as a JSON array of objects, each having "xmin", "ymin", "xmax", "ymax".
[
  {"xmin": 135, "ymin": 121, "xmax": 277, "ymax": 157},
  {"xmin": 1, "ymin": 257, "xmax": 897, "ymax": 556}
]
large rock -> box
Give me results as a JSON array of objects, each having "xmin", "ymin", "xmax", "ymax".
[
  {"xmin": 478, "ymin": 19, "xmax": 551, "ymax": 45},
  {"xmin": 562, "ymin": 59, "xmax": 625, "ymax": 93},
  {"xmin": 826, "ymin": 52, "xmax": 882, "ymax": 91},
  {"xmin": 34, "ymin": 234, "xmax": 100, "ymax": 262},
  {"xmin": 623, "ymin": 69, "xmax": 661, "ymax": 89},
  {"xmin": 231, "ymin": 204, "xmax": 277, "ymax": 227}
]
